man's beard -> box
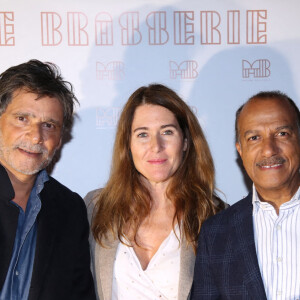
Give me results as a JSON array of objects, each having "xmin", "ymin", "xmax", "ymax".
[{"xmin": 0, "ymin": 132, "xmax": 57, "ymax": 175}]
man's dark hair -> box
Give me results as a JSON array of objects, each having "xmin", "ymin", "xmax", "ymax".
[
  {"xmin": 235, "ymin": 91, "xmax": 300, "ymax": 143},
  {"xmin": 0, "ymin": 59, "xmax": 78, "ymax": 130}
]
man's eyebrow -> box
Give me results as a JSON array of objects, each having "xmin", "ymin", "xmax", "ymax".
[
  {"xmin": 243, "ymin": 130, "xmax": 258, "ymax": 137},
  {"xmin": 243, "ymin": 125, "xmax": 294, "ymax": 137},
  {"xmin": 13, "ymin": 112, "xmax": 36, "ymax": 118},
  {"xmin": 13, "ymin": 112, "xmax": 62, "ymax": 126},
  {"xmin": 43, "ymin": 118, "xmax": 62, "ymax": 126},
  {"xmin": 276, "ymin": 125, "xmax": 293, "ymax": 131}
]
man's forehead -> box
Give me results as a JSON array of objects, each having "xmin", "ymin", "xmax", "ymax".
[
  {"xmin": 7, "ymin": 90, "xmax": 63, "ymax": 120},
  {"xmin": 240, "ymin": 97, "xmax": 295, "ymax": 121}
]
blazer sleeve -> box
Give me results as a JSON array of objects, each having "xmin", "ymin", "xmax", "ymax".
[
  {"xmin": 190, "ymin": 222, "xmax": 221, "ymax": 300},
  {"xmin": 70, "ymin": 193, "xmax": 97, "ymax": 300}
]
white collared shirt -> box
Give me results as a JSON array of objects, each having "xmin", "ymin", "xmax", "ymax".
[
  {"xmin": 252, "ymin": 185, "xmax": 300, "ymax": 300},
  {"xmin": 112, "ymin": 225, "xmax": 181, "ymax": 300}
]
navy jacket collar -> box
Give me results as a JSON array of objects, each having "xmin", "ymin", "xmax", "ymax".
[{"xmin": 0, "ymin": 164, "xmax": 15, "ymax": 201}]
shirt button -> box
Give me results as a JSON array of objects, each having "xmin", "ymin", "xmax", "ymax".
[
  {"xmin": 15, "ymin": 271, "xmax": 19, "ymax": 276},
  {"xmin": 277, "ymin": 257, "xmax": 282, "ymax": 262},
  {"xmin": 277, "ymin": 225, "xmax": 281, "ymax": 230},
  {"xmin": 277, "ymin": 291, "xmax": 282, "ymax": 296}
]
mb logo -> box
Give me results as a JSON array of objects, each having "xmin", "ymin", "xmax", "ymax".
[
  {"xmin": 96, "ymin": 107, "xmax": 121, "ymax": 128},
  {"xmin": 242, "ymin": 59, "xmax": 270, "ymax": 78},
  {"xmin": 169, "ymin": 61, "xmax": 198, "ymax": 79},
  {"xmin": 96, "ymin": 61, "xmax": 125, "ymax": 80}
]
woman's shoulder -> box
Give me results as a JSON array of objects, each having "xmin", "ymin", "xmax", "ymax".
[{"xmin": 84, "ymin": 188, "xmax": 102, "ymax": 223}]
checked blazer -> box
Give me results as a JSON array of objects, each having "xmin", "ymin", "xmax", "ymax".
[{"xmin": 190, "ymin": 193, "xmax": 267, "ymax": 300}]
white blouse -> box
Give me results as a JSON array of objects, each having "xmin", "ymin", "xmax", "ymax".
[{"xmin": 112, "ymin": 225, "xmax": 181, "ymax": 300}]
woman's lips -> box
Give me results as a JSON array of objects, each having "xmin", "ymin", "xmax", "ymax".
[{"xmin": 147, "ymin": 159, "xmax": 167, "ymax": 164}]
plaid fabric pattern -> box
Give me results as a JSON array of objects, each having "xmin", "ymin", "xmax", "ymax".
[{"xmin": 191, "ymin": 194, "xmax": 267, "ymax": 300}]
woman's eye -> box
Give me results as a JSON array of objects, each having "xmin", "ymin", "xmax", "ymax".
[
  {"xmin": 163, "ymin": 130, "xmax": 173, "ymax": 135},
  {"xmin": 137, "ymin": 132, "xmax": 147, "ymax": 138}
]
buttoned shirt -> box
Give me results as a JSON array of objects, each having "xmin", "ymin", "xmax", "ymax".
[
  {"xmin": 252, "ymin": 185, "xmax": 300, "ymax": 300},
  {"xmin": 112, "ymin": 224, "xmax": 181, "ymax": 300},
  {"xmin": 0, "ymin": 170, "xmax": 48, "ymax": 300}
]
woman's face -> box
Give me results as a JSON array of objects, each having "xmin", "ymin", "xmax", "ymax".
[{"xmin": 130, "ymin": 104, "xmax": 187, "ymax": 187}]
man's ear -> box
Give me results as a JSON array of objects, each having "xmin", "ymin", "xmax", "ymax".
[
  {"xmin": 236, "ymin": 142, "xmax": 242, "ymax": 157},
  {"xmin": 57, "ymin": 137, "xmax": 62, "ymax": 150}
]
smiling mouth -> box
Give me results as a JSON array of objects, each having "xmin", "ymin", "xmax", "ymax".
[
  {"xmin": 148, "ymin": 159, "xmax": 167, "ymax": 164},
  {"xmin": 18, "ymin": 148, "xmax": 42, "ymax": 155},
  {"xmin": 256, "ymin": 157, "xmax": 286, "ymax": 169},
  {"xmin": 260, "ymin": 164, "xmax": 283, "ymax": 169}
]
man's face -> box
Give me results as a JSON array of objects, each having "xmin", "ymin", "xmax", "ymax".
[
  {"xmin": 236, "ymin": 98, "xmax": 300, "ymax": 197},
  {"xmin": 0, "ymin": 89, "xmax": 63, "ymax": 181}
]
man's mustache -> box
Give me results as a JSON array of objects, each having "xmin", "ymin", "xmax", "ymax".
[
  {"xmin": 13, "ymin": 142, "xmax": 48, "ymax": 155},
  {"xmin": 256, "ymin": 156, "xmax": 286, "ymax": 167}
]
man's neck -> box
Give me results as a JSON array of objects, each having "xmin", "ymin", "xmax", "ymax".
[{"xmin": 256, "ymin": 182, "xmax": 300, "ymax": 215}]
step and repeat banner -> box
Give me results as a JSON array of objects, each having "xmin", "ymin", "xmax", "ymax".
[{"xmin": 1, "ymin": 0, "xmax": 299, "ymax": 203}]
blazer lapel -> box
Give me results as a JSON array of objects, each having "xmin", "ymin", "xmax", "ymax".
[
  {"xmin": 96, "ymin": 235, "xmax": 118, "ymax": 300},
  {"xmin": 95, "ymin": 234, "xmax": 195, "ymax": 300},
  {"xmin": 178, "ymin": 238, "xmax": 195, "ymax": 300},
  {"xmin": 85, "ymin": 190, "xmax": 119, "ymax": 300},
  {"xmin": 233, "ymin": 195, "xmax": 267, "ymax": 299},
  {"xmin": 0, "ymin": 165, "xmax": 18, "ymax": 289},
  {"xmin": 29, "ymin": 183, "xmax": 59, "ymax": 300}
]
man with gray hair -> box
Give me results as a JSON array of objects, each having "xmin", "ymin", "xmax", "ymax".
[
  {"xmin": 0, "ymin": 60, "xmax": 96, "ymax": 300},
  {"xmin": 191, "ymin": 91, "xmax": 300, "ymax": 299}
]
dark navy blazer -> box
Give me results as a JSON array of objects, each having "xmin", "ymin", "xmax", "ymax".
[
  {"xmin": 0, "ymin": 165, "xmax": 96, "ymax": 300},
  {"xmin": 191, "ymin": 194, "xmax": 267, "ymax": 300}
]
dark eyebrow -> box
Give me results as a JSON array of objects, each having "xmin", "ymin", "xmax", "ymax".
[
  {"xmin": 133, "ymin": 126, "xmax": 148, "ymax": 133},
  {"xmin": 243, "ymin": 125, "xmax": 294, "ymax": 138},
  {"xmin": 276, "ymin": 125, "xmax": 293, "ymax": 131},
  {"xmin": 44, "ymin": 118, "xmax": 62, "ymax": 127},
  {"xmin": 133, "ymin": 124, "xmax": 179, "ymax": 133},
  {"xmin": 243, "ymin": 130, "xmax": 258, "ymax": 137},
  {"xmin": 161, "ymin": 124, "xmax": 179, "ymax": 129}
]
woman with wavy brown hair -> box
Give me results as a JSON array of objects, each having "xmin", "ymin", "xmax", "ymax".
[{"xmin": 85, "ymin": 84, "xmax": 225, "ymax": 300}]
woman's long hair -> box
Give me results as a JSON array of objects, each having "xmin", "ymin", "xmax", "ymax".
[{"xmin": 92, "ymin": 84, "xmax": 224, "ymax": 252}]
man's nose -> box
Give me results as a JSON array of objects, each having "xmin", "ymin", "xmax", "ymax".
[
  {"xmin": 261, "ymin": 137, "xmax": 278, "ymax": 157},
  {"xmin": 28, "ymin": 124, "xmax": 43, "ymax": 144}
]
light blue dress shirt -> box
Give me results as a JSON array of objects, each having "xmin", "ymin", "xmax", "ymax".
[{"xmin": 0, "ymin": 170, "xmax": 48, "ymax": 300}]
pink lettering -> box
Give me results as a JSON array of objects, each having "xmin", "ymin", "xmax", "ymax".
[
  {"xmin": 41, "ymin": 12, "xmax": 62, "ymax": 46},
  {"xmin": 119, "ymin": 12, "xmax": 141, "ymax": 45},
  {"xmin": 146, "ymin": 11, "xmax": 169, "ymax": 45},
  {"xmin": 67, "ymin": 12, "xmax": 88, "ymax": 46},
  {"xmin": 95, "ymin": 12, "xmax": 113, "ymax": 45}
]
